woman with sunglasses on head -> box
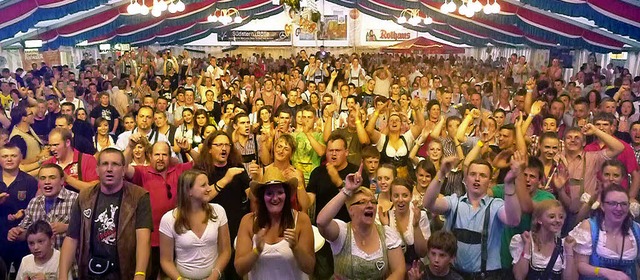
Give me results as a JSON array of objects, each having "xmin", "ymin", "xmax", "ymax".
[
  {"xmin": 510, "ymin": 200, "xmax": 578, "ymax": 280},
  {"xmin": 234, "ymin": 168, "xmax": 315, "ymax": 279},
  {"xmin": 159, "ymin": 170, "xmax": 231, "ymax": 280},
  {"xmin": 379, "ymin": 177, "xmax": 430, "ymax": 269},
  {"xmin": 569, "ymin": 185, "xmax": 640, "ymax": 280},
  {"xmin": 317, "ymin": 165, "xmax": 405, "ymax": 280}
]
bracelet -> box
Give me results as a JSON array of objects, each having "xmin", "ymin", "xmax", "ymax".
[
  {"xmin": 253, "ymin": 247, "xmax": 261, "ymax": 255},
  {"xmin": 504, "ymin": 190, "xmax": 516, "ymax": 196},
  {"xmin": 594, "ymin": 267, "xmax": 600, "ymax": 276},
  {"xmin": 212, "ymin": 268, "xmax": 222, "ymax": 279},
  {"xmin": 477, "ymin": 140, "xmax": 484, "ymax": 147},
  {"xmin": 341, "ymin": 187, "xmax": 353, "ymax": 197},
  {"xmin": 135, "ymin": 272, "xmax": 146, "ymax": 277},
  {"xmin": 177, "ymin": 277, "xmax": 183, "ymax": 280},
  {"xmin": 214, "ymin": 182, "xmax": 222, "ymax": 192}
]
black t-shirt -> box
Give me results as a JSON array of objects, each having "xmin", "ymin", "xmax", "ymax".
[
  {"xmin": 72, "ymin": 134, "xmax": 97, "ymax": 155},
  {"xmin": 206, "ymin": 164, "xmax": 251, "ymax": 240},
  {"xmin": 90, "ymin": 105, "xmax": 120, "ymax": 132},
  {"xmin": 73, "ymin": 120, "xmax": 95, "ymax": 140},
  {"xmin": 307, "ymin": 163, "xmax": 369, "ymax": 222},
  {"xmin": 422, "ymin": 268, "xmax": 464, "ymax": 280},
  {"xmin": 67, "ymin": 188, "xmax": 152, "ymax": 263},
  {"xmin": 32, "ymin": 118, "xmax": 50, "ymax": 140}
]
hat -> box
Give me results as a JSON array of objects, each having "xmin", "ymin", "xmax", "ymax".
[{"xmin": 249, "ymin": 166, "xmax": 298, "ymax": 196}]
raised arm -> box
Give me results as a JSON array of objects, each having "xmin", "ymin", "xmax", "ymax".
[
  {"xmin": 584, "ymin": 123, "xmax": 624, "ymax": 158},
  {"xmin": 422, "ymin": 157, "xmax": 457, "ymax": 214},
  {"xmin": 409, "ymin": 98, "xmax": 425, "ymax": 139},
  {"xmin": 498, "ymin": 152, "xmax": 523, "ymax": 226},
  {"xmin": 316, "ymin": 167, "xmax": 362, "ymax": 241},
  {"xmin": 457, "ymin": 109, "xmax": 479, "ymax": 143}
]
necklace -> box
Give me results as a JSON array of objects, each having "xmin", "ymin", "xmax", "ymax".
[{"xmin": 352, "ymin": 226, "xmax": 372, "ymax": 246}]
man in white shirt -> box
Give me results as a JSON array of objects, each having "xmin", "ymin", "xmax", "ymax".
[
  {"xmin": 116, "ymin": 106, "xmax": 169, "ymax": 150},
  {"xmin": 206, "ymin": 57, "xmax": 228, "ymax": 80}
]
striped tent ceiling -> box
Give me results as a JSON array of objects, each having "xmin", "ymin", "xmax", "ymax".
[{"xmin": 0, "ymin": 0, "xmax": 638, "ymax": 52}]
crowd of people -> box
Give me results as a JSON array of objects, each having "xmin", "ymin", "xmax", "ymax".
[{"xmin": 0, "ymin": 47, "xmax": 639, "ymax": 280}]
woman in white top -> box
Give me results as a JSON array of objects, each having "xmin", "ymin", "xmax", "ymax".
[
  {"xmin": 234, "ymin": 168, "xmax": 315, "ymax": 279},
  {"xmin": 159, "ymin": 169, "xmax": 231, "ymax": 280},
  {"xmin": 568, "ymin": 185, "xmax": 640, "ymax": 280},
  {"xmin": 316, "ymin": 166, "xmax": 405, "ymax": 279},
  {"xmin": 173, "ymin": 108, "xmax": 199, "ymax": 162},
  {"xmin": 379, "ymin": 177, "xmax": 430, "ymax": 268},
  {"xmin": 510, "ymin": 200, "xmax": 577, "ymax": 280},
  {"xmin": 92, "ymin": 117, "xmax": 116, "ymax": 153}
]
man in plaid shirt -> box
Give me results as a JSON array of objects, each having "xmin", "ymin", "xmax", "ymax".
[{"xmin": 7, "ymin": 163, "xmax": 78, "ymax": 249}]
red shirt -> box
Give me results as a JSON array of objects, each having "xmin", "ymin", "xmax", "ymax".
[
  {"xmin": 43, "ymin": 149, "xmax": 99, "ymax": 190},
  {"xmin": 584, "ymin": 138, "xmax": 638, "ymax": 189},
  {"xmin": 130, "ymin": 162, "xmax": 194, "ymax": 246}
]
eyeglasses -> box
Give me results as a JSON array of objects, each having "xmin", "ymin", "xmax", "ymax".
[
  {"xmin": 211, "ymin": 143, "xmax": 232, "ymax": 148},
  {"xmin": 165, "ymin": 183, "xmax": 173, "ymax": 199},
  {"xmin": 350, "ymin": 199, "xmax": 378, "ymax": 207},
  {"xmin": 603, "ymin": 201, "xmax": 629, "ymax": 208}
]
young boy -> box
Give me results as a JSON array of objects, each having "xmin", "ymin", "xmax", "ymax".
[
  {"xmin": 408, "ymin": 230, "xmax": 463, "ymax": 280},
  {"xmin": 361, "ymin": 145, "xmax": 380, "ymax": 192},
  {"xmin": 15, "ymin": 221, "xmax": 71, "ymax": 280}
]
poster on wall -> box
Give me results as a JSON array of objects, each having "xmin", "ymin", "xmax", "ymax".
[
  {"xmin": 365, "ymin": 29, "xmax": 415, "ymax": 41},
  {"xmin": 218, "ymin": 30, "xmax": 290, "ymax": 42},
  {"xmin": 299, "ymin": 15, "xmax": 347, "ymax": 41},
  {"xmin": 21, "ymin": 49, "xmax": 61, "ymax": 67}
]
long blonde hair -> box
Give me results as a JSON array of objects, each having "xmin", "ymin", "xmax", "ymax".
[{"xmin": 531, "ymin": 200, "xmax": 564, "ymax": 245}]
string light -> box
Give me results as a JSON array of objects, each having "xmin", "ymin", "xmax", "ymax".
[
  {"xmin": 126, "ymin": 0, "xmax": 185, "ymax": 16},
  {"xmin": 208, "ymin": 8, "xmax": 242, "ymax": 25},
  {"xmin": 440, "ymin": 0, "xmax": 501, "ymax": 16},
  {"xmin": 397, "ymin": 8, "xmax": 433, "ymax": 26}
]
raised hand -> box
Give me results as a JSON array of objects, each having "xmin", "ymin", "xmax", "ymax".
[
  {"xmin": 581, "ymin": 123, "xmax": 599, "ymax": 136},
  {"xmin": 526, "ymin": 77, "xmax": 536, "ymax": 91},
  {"xmin": 412, "ymin": 204, "xmax": 421, "ymax": 227},
  {"xmin": 7, "ymin": 227, "xmax": 25, "ymax": 241},
  {"xmin": 343, "ymin": 162, "xmax": 364, "ymax": 191},
  {"xmin": 521, "ymin": 231, "xmax": 532, "ymax": 245},
  {"xmin": 530, "ymin": 100, "xmax": 545, "ymax": 116},
  {"xmin": 440, "ymin": 156, "xmax": 460, "ymax": 175},
  {"xmin": 470, "ymin": 108, "xmax": 481, "ymax": 119},
  {"xmin": 407, "ymin": 260, "xmax": 424, "ymax": 280},
  {"xmin": 284, "ymin": 228, "xmax": 297, "ymax": 249}
]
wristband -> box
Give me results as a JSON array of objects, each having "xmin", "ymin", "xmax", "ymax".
[
  {"xmin": 477, "ymin": 140, "xmax": 484, "ymax": 148},
  {"xmin": 177, "ymin": 277, "xmax": 183, "ymax": 280},
  {"xmin": 594, "ymin": 267, "xmax": 600, "ymax": 276},
  {"xmin": 341, "ymin": 187, "xmax": 353, "ymax": 197},
  {"xmin": 214, "ymin": 182, "xmax": 222, "ymax": 192},
  {"xmin": 135, "ymin": 272, "xmax": 146, "ymax": 277},
  {"xmin": 253, "ymin": 247, "xmax": 261, "ymax": 255},
  {"xmin": 504, "ymin": 190, "xmax": 516, "ymax": 196}
]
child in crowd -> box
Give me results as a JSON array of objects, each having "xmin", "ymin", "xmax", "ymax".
[
  {"xmin": 361, "ymin": 145, "xmax": 381, "ymax": 192},
  {"xmin": 16, "ymin": 220, "xmax": 71, "ymax": 280},
  {"xmin": 408, "ymin": 230, "xmax": 464, "ymax": 280}
]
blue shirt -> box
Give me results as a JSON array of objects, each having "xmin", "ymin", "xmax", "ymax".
[{"xmin": 444, "ymin": 193, "xmax": 505, "ymax": 273}]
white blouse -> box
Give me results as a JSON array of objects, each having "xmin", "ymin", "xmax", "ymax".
[
  {"xmin": 568, "ymin": 219, "xmax": 638, "ymax": 260},
  {"xmin": 375, "ymin": 130, "xmax": 416, "ymax": 158},
  {"xmin": 388, "ymin": 209, "xmax": 431, "ymax": 246},
  {"xmin": 509, "ymin": 234, "xmax": 566, "ymax": 272},
  {"xmin": 159, "ymin": 204, "xmax": 228, "ymax": 280},
  {"xmin": 329, "ymin": 219, "xmax": 402, "ymax": 260}
]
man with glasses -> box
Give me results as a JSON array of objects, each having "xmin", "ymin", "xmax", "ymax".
[{"xmin": 124, "ymin": 137, "xmax": 197, "ymax": 279}]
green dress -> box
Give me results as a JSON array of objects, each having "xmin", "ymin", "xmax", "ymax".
[{"xmin": 333, "ymin": 223, "xmax": 389, "ymax": 280}]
